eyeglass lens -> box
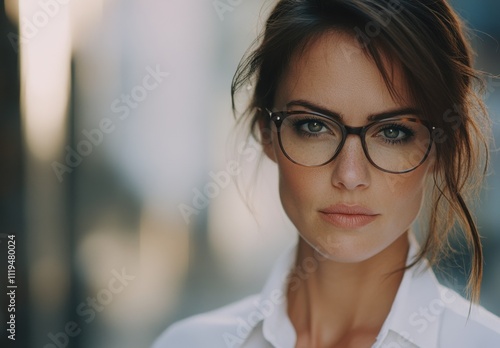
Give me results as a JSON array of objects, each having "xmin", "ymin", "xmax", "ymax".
[{"xmin": 278, "ymin": 113, "xmax": 431, "ymax": 173}]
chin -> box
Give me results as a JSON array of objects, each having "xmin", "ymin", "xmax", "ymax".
[{"xmin": 302, "ymin": 232, "xmax": 380, "ymax": 264}]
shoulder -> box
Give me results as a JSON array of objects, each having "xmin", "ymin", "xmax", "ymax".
[
  {"xmin": 438, "ymin": 285, "xmax": 500, "ymax": 347},
  {"xmin": 151, "ymin": 294, "xmax": 259, "ymax": 348}
]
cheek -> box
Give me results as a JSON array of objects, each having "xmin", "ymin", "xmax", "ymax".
[
  {"xmin": 275, "ymin": 151, "xmax": 325, "ymax": 219},
  {"xmin": 378, "ymin": 168, "xmax": 429, "ymax": 228},
  {"xmin": 278, "ymin": 161, "xmax": 312, "ymax": 208}
]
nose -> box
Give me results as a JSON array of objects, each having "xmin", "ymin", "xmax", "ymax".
[{"xmin": 330, "ymin": 135, "xmax": 371, "ymax": 190}]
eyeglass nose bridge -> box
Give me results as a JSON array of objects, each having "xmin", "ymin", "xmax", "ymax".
[
  {"xmin": 331, "ymin": 124, "xmax": 371, "ymax": 163},
  {"xmin": 344, "ymin": 125, "xmax": 364, "ymax": 136}
]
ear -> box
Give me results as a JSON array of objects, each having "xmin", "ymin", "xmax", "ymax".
[{"xmin": 258, "ymin": 117, "xmax": 277, "ymax": 163}]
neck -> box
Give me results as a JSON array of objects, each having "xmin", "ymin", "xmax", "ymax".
[{"xmin": 287, "ymin": 232, "xmax": 409, "ymax": 347}]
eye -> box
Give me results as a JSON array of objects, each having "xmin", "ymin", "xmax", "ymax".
[
  {"xmin": 376, "ymin": 123, "xmax": 415, "ymax": 143},
  {"xmin": 301, "ymin": 121, "xmax": 327, "ymax": 133},
  {"xmin": 284, "ymin": 113, "xmax": 341, "ymax": 139},
  {"xmin": 382, "ymin": 126, "xmax": 406, "ymax": 140},
  {"xmin": 290, "ymin": 116, "xmax": 333, "ymax": 137}
]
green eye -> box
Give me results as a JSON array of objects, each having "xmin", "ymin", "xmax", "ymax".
[
  {"xmin": 306, "ymin": 122, "xmax": 324, "ymax": 133},
  {"xmin": 383, "ymin": 127, "xmax": 402, "ymax": 139}
]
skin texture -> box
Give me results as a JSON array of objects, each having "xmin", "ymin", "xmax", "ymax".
[{"xmin": 262, "ymin": 32, "xmax": 434, "ymax": 347}]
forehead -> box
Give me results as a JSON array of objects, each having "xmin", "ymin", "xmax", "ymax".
[{"xmin": 274, "ymin": 31, "xmax": 412, "ymax": 121}]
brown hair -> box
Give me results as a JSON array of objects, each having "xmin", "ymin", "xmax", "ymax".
[{"xmin": 231, "ymin": 0, "xmax": 491, "ymax": 302}]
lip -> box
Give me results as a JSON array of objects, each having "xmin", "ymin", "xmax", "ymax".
[{"xmin": 319, "ymin": 204, "xmax": 379, "ymax": 229}]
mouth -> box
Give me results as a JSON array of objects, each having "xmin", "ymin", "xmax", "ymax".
[{"xmin": 319, "ymin": 204, "xmax": 379, "ymax": 229}]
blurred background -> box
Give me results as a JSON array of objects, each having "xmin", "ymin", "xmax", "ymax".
[{"xmin": 0, "ymin": 0, "xmax": 498, "ymax": 347}]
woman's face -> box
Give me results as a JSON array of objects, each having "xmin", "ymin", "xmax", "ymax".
[{"xmin": 264, "ymin": 32, "xmax": 434, "ymax": 263}]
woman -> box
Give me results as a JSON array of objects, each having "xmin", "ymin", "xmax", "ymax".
[{"xmin": 153, "ymin": 0, "xmax": 500, "ymax": 347}]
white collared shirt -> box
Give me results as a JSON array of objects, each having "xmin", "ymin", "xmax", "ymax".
[{"xmin": 152, "ymin": 235, "xmax": 500, "ymax": 348}]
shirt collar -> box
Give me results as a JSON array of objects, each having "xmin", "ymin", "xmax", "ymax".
[
  {"xmin": 259, "ymin": 240, "xmax": 297, "ymax": 348},
  {"xmin": 253, "ymin": 233, "xmax": 442, "ymax": 348},
  {"xmin": 373, "ymin": 233, "xmax": 441, "ymax": 348}
]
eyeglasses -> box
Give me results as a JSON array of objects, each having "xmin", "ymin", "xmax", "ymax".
[{"xmin": 265, "ymin": 109, "xmax": 435, "ymax": 174}]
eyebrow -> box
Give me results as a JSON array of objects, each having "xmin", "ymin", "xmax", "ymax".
[{"xmin": 285, "ymin": 100, "xmax": 421, "ymax": 122}]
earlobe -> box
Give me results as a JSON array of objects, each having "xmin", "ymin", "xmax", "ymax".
[{"xmin": 258, "ymin": 118, "xmax": 277, "ymax": 163}]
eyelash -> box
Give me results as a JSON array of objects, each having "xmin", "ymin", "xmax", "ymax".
[
  {"xmin": 287, "ymin": 112, "xmax": 419, "ymax": 144},
  {"xmin": 291, "ymin": 117, "xmax": 331, "ymax": 138},
  {"xmin": 376, "ymin": 123, "xmax": 416, "ymax": 144}
]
